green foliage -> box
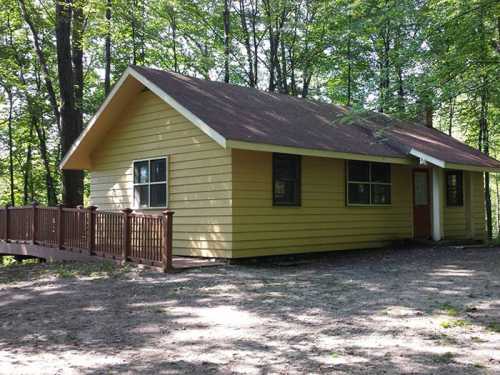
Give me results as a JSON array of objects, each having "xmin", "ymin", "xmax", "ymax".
[
  {"xmin": 0, "ymin": 259, "xmax": 125, "ymax": 284},
  {"xmin": 430, "ymin": 352, "xmax": 455, "ymax": 364},
  {"xmin": 487, "ymin": 322, "xmax": 500, "ymax": 333},
  {"xmin": 0, "ymin": 0, "xmax": 499, "ymax": 222},
  {"xmin": 438, "ymin": 303, "xmax": 461, "ymax": 317},
  {"xmin": 440, "ymin": 319, "xmax": 470, "ymax": 329}
]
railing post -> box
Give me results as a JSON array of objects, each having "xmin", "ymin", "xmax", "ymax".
[
  {"xmin": 87, "ymin": 206, "xmax": 98, "ymax": 255},
  {"xmin": 57, "ymin": 204, "xmax": 64, "ymax": 249},
  {"xmin": 4, "ymin": 204, "xmax": 10, "ymax": 243},
  {"xmin": 121, "ymin": 208, "xmax": 133, "ymax": 264},
  {"xmin": 32, "ymin": 201, "xmax": 38, "ymax": 244},
  {"xmin": 162, "ymin": 210, "xmax": 175, "ymax": 272}
]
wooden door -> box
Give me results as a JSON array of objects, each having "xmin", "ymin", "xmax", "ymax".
[{"xmin": 413, "ymin": 169, "xmax": 431, "ymax": 239}]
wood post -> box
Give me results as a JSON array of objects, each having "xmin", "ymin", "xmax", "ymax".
[
  {"xmin": 87, "ymin": 206, "xmax": 97, "ymax": 254},
  {"xmin": 32, "ymin": 201, "xmax": 38, "ymax": 244},
  {"xmin": 4, "ymin": 204, "xmax": 10, "ymax": 243},
  {"xmin": 57, "ymin": 204, "xmax": 64, "ymax": 249},
  {"xmin": 121, "ymin": 208, "xmax": 133, "ymax": 263},
  {"xmin": 162, "ymin": 210, "xmax": 175, "ymax": 272}
]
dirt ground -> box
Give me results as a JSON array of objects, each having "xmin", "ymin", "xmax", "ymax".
[{"xmin": 0, "ymin": 245, "xmax": 499, "ymax": 375}]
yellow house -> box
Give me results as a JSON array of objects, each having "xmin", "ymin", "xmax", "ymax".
[{"xmin": 60, "ymin": 66, "xmax": 500, "ymax": 259}]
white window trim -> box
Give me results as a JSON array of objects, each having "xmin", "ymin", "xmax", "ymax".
[
  {"xmin": 132, "ymin": 156, "xmax": 169, "ymax": 209},
  {"xmin": 346, "ymin": 161, "xmax": 392, "ymax": 206}
]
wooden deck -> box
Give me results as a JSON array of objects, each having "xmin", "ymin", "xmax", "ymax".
[
  {"xmin": 0, "ymin": 204, "xmax": 180, "ymax": 272},
  {"xmin": 0, "ymin": 241, "xmax": 224, "ymax": 271}
]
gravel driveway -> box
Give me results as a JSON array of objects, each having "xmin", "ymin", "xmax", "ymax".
[{"xmin": 0, "ymin": 245, "xmax": 499, "ymax": 374}]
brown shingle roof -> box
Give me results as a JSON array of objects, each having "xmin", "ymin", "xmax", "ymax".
[{"xmin": 132, "ymin": 66, "xmax": 500, "ymax": 170}]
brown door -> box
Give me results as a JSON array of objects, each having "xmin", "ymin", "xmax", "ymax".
[{"xmin": 413, "ymin": 169, "xmax": 431, "ymax": 239}]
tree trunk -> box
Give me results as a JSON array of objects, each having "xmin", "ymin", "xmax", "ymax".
[
  {"xmin": 479, "ymin": 9, "xmax": 492, "ymax": 239},
  {"xmin": 250, "ymin": 1, "xmax": 259, "ymax": 85},
  {"xmin": 223, "ymin": 0, "xmax": 230, "ymax": 83},
  {"xmin": 347, "ymin": 38, "xmax": 352, "ymax": 106},
  {"xmin": 496, "ymin": 175, "xmax": 499, "ymax": 237},
  {"xmin": 280, "ymin": 38, "xmax": 289, "ymax": 94},
  {"xmin": 448, "ymin": 97, "xmax": 455, "ymax": 136},
  {"xmin": 140, "ymin": 0, "xmax": 145, "ymax": 63},
  {"xmin": 346, "ymin": 14, "xmax": 352, "ymax": 106},
  {"xmin": 34, "ymin": 119, "xmax": 58, "ymax": 205},
  {"xmin": 23, "ymin": 117, "xmax": 34, "ymax": 205},
  {"xmin": 18, "ymin": 0, "xmax": 61, "ymax": 131},
  {"xmin": 56, "ymin": 0, "xmax": 84, "ymax": 207},
  {"xmin": 301, "ymin": 72, "xmax": 312, "ymax": 98},
  {"xmin": 104, "ymin": 0, "xmax": 112, "ymax": 95},
  {"xmin": 72, "ymin": 0, "xmax": 84, "ymax": 135},
  {"xmin": 6, "ymin": 87, "xmax": 15, "ymax": 206},
  {"xmin": 239, "ymin": 0, "xmax": 255, "ymax": 86},
  {"xmin": 166, "ymin": 5, "xmax": 179, "ymax": 73},
  {"xmin": 131, "ymin": 0, "xmax": 137, "ymax": 64}
]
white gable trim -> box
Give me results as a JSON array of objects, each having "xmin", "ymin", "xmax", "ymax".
[{"xmin": 60, "ymin": 67, "xmax": 227, "ymax": 170}]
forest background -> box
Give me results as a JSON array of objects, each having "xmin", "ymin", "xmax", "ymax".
[{"xmin": 0, "ymin": 0, "xmax": 499, "ymax": 236}]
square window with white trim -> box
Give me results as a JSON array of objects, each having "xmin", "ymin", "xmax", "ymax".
[
  {"xmin": 133, "ymin": 157, "xmax": 168, "ymax": 208},
  {"xmin": 347, "ymin": 161, "xmax": 391, "ymax": 205}
]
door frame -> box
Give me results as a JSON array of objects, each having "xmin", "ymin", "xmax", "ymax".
[{"xmin": 412, "ymin": 168, "xmax": 431, "ymax": 239}]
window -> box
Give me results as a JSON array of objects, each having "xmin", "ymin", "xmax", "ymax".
[
  {"xmin": 273, "ymin": 153, "xmax": 301, "ymax": 206},
  {"xmin": 133, "ymin": 158, "xmax": 168, "ymax": 208},
  {"xmin": 347, "ymin": 161, "xmax": 391, "ymax": 205},
  {"xmin": 446, "ymin": 170, "xmax": 463, "ymax": 206}
]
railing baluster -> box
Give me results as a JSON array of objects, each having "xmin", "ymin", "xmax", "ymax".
[
  {"xmin": 87, "ymin": 206, "xmax": 97, "ymax": 254},
  {"xmin": 4, "ymin": 204, "xmax": 10, "ymax": 243},
  {"xmin": 32, "ymin": 201, "xmax": 38, "ymax": 244},
  {"xmin": 121, "ymin": 208, "xmax": 132, "ymax": 263},
  {"xmin": 57, "ymin": 204, "xmax": 64, "ymax": 249},
  {"xmin": 162, "ymin": 210, "xmax": 175, "ymax": 272}
]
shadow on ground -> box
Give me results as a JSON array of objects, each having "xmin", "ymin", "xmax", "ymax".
[{"xmin": 0, "ymin": 245, "xmax": 499, "ymax": 374}]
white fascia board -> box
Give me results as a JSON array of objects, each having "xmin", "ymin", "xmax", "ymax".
[
  {"xmin": 409, "ymin": 148, "xmax": 446, "ymax": 168},
  {"xmin": 128, "ymin": 69, "xmax": 227, "ymax": 148},
  {"xmin": 445, "ymin": 162, "xmax": 500, "ymax": 173},
  {"xmin": 60, "ymin": 67, "xmax": 135, "ymax": 169},
  {"xmin": 410, "ymin": 148, "xmax": 500, "ymax": 173}
]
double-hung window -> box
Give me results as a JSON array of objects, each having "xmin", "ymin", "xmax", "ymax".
[
  {"xmin": 347, "ymin": 161, "xmax": 391, "ymax": 205},
  {"xmin": 273, "ymin": 153, "xmax": 301, "ymax": 206},
  {"xmin": 133, "ymin": 157, "xmax": 168, "ymax": 208},
  {"xmin": 446, "ymin": 170, "xmax": 463, "ymax": 206}
]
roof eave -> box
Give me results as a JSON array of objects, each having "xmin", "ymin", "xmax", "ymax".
[
  {"xmin": 227, "ymin": 139, "xmax": 416, "ymax": 165},
  {"xmin": 409, "ymin": 148, "xmax": 500, "ymax": 173}
]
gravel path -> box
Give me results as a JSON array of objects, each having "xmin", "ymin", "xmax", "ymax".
[{"xmin": 0, "ymin": 245, "xmax": 499, "ymax": 374}]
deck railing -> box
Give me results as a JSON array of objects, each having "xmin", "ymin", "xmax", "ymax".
[{"xmin": 0, "ymin": 203, "xmax": 174, "ymax": 272}]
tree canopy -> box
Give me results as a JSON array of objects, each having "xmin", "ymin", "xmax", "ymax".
[{"xmin": 0, "ymin": 0, "xmax": 499, "ymax": 233}]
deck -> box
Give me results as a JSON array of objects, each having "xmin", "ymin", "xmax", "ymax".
[{"xmin": 0, "ymin": 203, "xmax": 220, "ymax": 272}]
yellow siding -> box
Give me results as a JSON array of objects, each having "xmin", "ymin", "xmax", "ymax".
[
  {"xmin": 88, "ymin": 90, "xmax": 488, "ymax": 259},
  {"xmin": 231, "ymin": 149, "xmax": 413, "ymax": 258},
  {"xmin": 443, "ymin": 171, "xmax": 486, "ymax": 240},
  {"xmin": 89, "ymin": 91, "xmax": 233, "ymax": 258},
  {"xmin": 471, "ymin": 172, "xmax": 486, "ymax": 240}
]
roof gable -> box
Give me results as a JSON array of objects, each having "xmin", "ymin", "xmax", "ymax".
[{"xmin": 61, "ymin": 66, "xmax": 500, "ymax": 172}]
